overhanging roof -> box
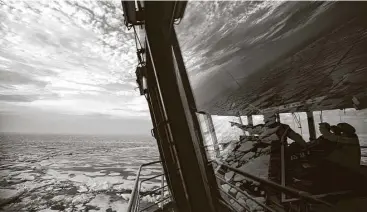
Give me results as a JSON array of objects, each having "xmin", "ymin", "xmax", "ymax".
[{"xmin": 192, "ymin": 2, "xmax": 367, "ymax": 116}]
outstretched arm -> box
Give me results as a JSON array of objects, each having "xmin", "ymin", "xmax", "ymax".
[
  {"xmin": 230, "ymin": 122, "xmax": 265, "ymax": 135},
  {"xmin": 230, "ymin": 121, "xmax": 252, "ymax": 130},
  {"xmin": 287, "ymin": 128, "xmax": 307, "ymax": 147}
]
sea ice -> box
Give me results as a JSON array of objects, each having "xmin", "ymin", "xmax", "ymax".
[
  {"xmin": 110, "ymin": 200, "xmax": 129, "ymax": 212},
  {"xmin": 108, "ymin": 172, "xmax": 120, "ymax": 176},
  {"xmin": 119, "ymin": 193, "xmax": 130, "ymax": 201},
  {"xmin": 13, "ymin": 172, "xmax": 36, "ymax": 181},
  {"xmin": 0, "ymin": 188, "xmax": 25, "ymax": 206},
  {"xmin": 37, "ymin": 208, "xmax": 55, "ymax": 212},
  {"xmin": 51, "ymin": 195, "xmax": 73, "ymax": 203},
  {"xmin": 77, "ymin": 185, "xmax": 88, "ymax": 193},
  {"xmin": 87, "ymin": 194, "xmax": 110, "ymax": 211},
  {"xmin": 0, "ymin": 169, "xmax": 11, "ymax": 178},
  {"xmin": 126, "ymin": 176, "xmax": 135, "ymax": 180},
  {"xmin": 84, "ymin": 171, "xmax": 106, "ymax": 177},
  {"xmin": 72, "ymin": 193, "xmax": 94, "ymax": 205}
]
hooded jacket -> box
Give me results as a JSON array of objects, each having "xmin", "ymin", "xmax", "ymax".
[{"xmin": 319, "ymin": 124, "xmax": 361, "ymax": 172}]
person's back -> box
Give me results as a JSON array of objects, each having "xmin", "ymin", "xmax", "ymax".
[{"xmin": 308, "ymin": 124, "xmax": 339, "ymax": 157}]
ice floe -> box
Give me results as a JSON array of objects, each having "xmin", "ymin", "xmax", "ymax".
[{"xmin": 0, "ymin": 133, "xmax": 159, "ymax": 211}]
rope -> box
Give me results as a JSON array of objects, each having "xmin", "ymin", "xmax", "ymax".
[{"xmin": 133, "ymin": 26, "xmax": 143, "ymax": 49}]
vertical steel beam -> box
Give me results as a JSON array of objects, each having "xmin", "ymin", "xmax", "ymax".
[
  {"xmin": 205, "ymin": 114, "xmax": 219, "ymax": 157},
  {"xmin": 144, "ymin": 2, "xmax": 219, "ymax": 211},
  {"xmin": 238, "ymin": 115, "xmax": 244, "ymax": 125},
  {"xmin": 247, "ymin": 115, "xmax": 253, "ymax": 135},
  {"xmin": 247, "ymin": 115, "xmax": 253, "ymax": 125},
  {"xmin": 145, "ymin": 52, "xmax": 189, "ymax": 211},
  {"xmin": 275, "ymin": 113, "xmax": 281, "ymax": 123},
  {"xmin": 306, "ymin": 111, "xmax": 316, "ymax": 141},
  {"xmin": 171, "ymin": 27, "xmax": 220, "ymax": 212}
]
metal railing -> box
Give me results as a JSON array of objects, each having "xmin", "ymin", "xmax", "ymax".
[
  {"xmin": 127, "ymin": 145, "xmax": 366, "ymax": 212},
  {"xmin": 216, "ymin": 175, "xmax": 276, "ymax": 212},
  {"xmin": 127, "ymin": 161, "xmax": 171, "ymax": 212},
  {"xmin": 212, "ymin": 161, "xmax": 334, "ymax": 212}
]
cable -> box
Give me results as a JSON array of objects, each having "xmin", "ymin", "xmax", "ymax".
[
  {"xmin": 298, "ymin": 113, "xmax": 303, "ymax": 135},
  {"xmin": 133, "ymin": 26, "xmax": 143, "ymax": 49},
  {"xmin": 292, "ymin": 113, "xmax": 303, "ymax": 135}
]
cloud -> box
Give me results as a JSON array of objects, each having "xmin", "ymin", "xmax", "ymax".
[
  {"xmin": 0, "ymin": 0, "xmax": 146, "ymax": 121},
  {"xmin": 0, "ymin": 109, "xmax": 153, "ymax": 135},
  {"xmin": 0, "ymin": 69, "xmax": 47, "ymax": 87},
  {"xmin": 0, "ymin": 94, "xmax": 40, "ymax": 102}
]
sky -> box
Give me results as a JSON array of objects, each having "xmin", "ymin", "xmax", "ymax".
[
  {"xmin": 0, "ymin": 0, "xmax": 152, "ymax": 135},
  {"xmin": 1, "ymin": 1, "xmax": 365, "ymax": 136},
  {"xmin": 0, "ymin": 0, "xmax": 290, "ymax": 135}
]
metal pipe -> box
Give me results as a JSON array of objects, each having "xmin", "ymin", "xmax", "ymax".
[
  {"xmin": 280, "ymin": 128, "xmax": 288, "ymax": 202},
  {"xmin": 205, "ymin": 113, "xmax": 220, "ymax": 157},
  {"xmin": 238, "ymin": 114, "xmax": 244, "ymax": 125},
  {"xmin": 137, "ymin": 180, "xmax": 142, "ymax": 211},
  {"xmin": 141, "ymin": 173, "xmax": 165, "ymax": 183},
  {"xmin": 247, "ymin": 115, "xmax": 253, "ymax": 136},
  {"xmin": 213, "ymin": 161, "xmax": 334, "ymax": 207},
  {"xmin": 137, "ymin": 173, "xmax": 167, "ymax": 210},
  {"xmin": 216, "ymin": 176, "xmax": 276, "ymax": 212},
  {"xmin": 127, "ymin": 160, "xmax": 162, "ymax": 212},
  {"xmin": 140, "ymin": 185, "xmax": 168, "ymax": 198},
  {"xmin": 306, "ymin": 111, "xmax": 316, "ymax": 141},
  {"xmin": 160, "ymin": 166, "xmax": 165, "ymax": 208}
]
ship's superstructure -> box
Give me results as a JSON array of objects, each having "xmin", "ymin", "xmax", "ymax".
[{"xmin": 121, "ymin": 1, "xmax": 367, "ymax": 212}]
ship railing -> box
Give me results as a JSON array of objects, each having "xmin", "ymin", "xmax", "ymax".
[
  {"xmin": 127, "ymin": 160, "xmax": 171, "ymax": 212},
  {"xmin": 206, "ymin": 143, "xmax": 367, "ymax": 164},
  {"xmin": 211, "ymin": 161, "xmax": 334, "ymax": 212}
]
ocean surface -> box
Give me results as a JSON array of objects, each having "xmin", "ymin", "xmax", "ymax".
[
  {"xmin": 1, "ymin": 132, "xmax": 366, "ymax": 212},
  {"xmin": 0, "ymin": 133, "xmax": 161, "ymax": 212}
]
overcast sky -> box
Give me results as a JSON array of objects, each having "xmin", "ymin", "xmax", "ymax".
[
  {"xmin": 1, "ymin": 1, "xmax": 365, "ymax": 136},
  {"xmin": 0, "ymin": 0, "xmax": 153, "ymax": 135},
  {"xmin": 0, "ymin": 0, "xmax": 286, "ymax": 135}
]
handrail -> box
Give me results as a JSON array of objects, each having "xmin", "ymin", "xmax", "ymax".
[
  {"xmin": 139, "ymin": 196, "xmax": 171, "ymax": 212},
  {"xmin": 216, "ymin": 175, "xmax": 276, "ymax": 212},
  {"xmin": 213, "ymin": 161, "xmax": 334, "ymax": 208},
  {"xmin": 137, "ymin": 173, "xmax": 167, "ymax": 211},
  {"xmin": 127, "ymin": 160, "xmax": 162, "ymax": 212},
  {"xmin": 141, "ymin": 173, "xmax": 165, "ymax": 183},
  {"xmin": 140, "ymin": 185, "xmax": 169, "ymax": 198}
]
